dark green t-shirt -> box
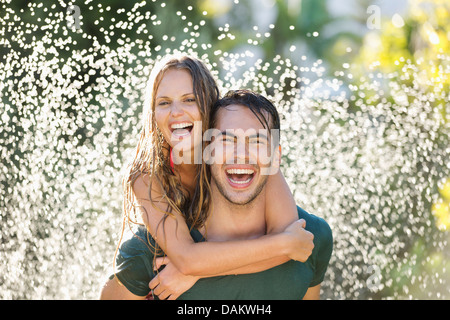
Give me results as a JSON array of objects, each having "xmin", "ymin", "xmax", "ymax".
[{"xmin": 111, "ymin": 206, "xmax": 332, "ymax": 300}]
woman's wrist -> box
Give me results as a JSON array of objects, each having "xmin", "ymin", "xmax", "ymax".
[{"xmin": 269, "ymin": 232, "xmax": 293, "ymax": 257}]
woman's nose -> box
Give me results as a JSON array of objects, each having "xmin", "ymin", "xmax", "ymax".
[{"xmin": 170, "ymin": 102, "xmax": 184, "ymax": 117}]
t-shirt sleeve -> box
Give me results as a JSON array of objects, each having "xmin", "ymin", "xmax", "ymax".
[
  {"xmin": 111, "ymin": 230, "xmax": 155, "ymax": 297},
  {"xmin": 310, "ymin": 217, "xmax": 333, "ymax": 287}
]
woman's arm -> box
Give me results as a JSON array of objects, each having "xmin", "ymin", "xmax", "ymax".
[
  {"xmin": 133, "ymin": 174, "xmax": 311, "ymax": 277},
  {"xmin": 265, "ymin": 170, "xmax": 299, "ymax": 233},
  {"xmin": 204, "ymin": 170, "xmax": 309, "ymax": 275}
]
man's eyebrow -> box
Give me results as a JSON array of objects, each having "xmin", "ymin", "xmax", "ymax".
[
  {"xmin": 247, "ymin": 131, "xmax": 269, "ymax": 140},
  {"xmin": 219, "ymin": 130, "xmax": 269, "ymax": 140}
]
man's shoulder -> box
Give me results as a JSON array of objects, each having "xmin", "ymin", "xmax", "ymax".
[
  {"xmin": 296, "ymin": 206, "xmax": 333, "ymax": 287},
  {"xmin": 296, "ymin": 206, "xmax": 333, "ymax": 248}
]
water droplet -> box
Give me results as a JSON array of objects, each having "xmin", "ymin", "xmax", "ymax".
[{"xmin": 392, "ymin": 13, "xmax": 405, "ymax": 28}]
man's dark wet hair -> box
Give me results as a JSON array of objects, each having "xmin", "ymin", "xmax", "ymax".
[{"xmin": 211, "ymin": 89, "xmax": 280, "ymax": 132}]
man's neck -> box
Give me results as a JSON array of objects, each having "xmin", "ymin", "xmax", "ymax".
[{"xmin": 204, "ymin": 183, "xmax": 266, "ymax": 241}]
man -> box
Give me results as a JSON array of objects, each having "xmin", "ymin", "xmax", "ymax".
[{"xmin": 100, "ymin": 90, "xmax": 332, "ymax": 300}]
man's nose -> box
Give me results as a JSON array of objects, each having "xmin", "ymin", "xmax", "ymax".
[{"xmin": 235, "ymin": 139, "xmax": 250, "ymax": 164}]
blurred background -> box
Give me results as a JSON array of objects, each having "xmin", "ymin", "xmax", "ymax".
[{"xmin": 0, "ymin": 0, "xmax": 449, "ymax": 299}]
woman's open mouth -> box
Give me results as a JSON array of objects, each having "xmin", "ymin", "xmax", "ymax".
[
  {"xmin": 225, "ymin": 167, "xmax": 256, "ymax": 188},
  {"xmin": 170, "ymin": 122, "xmax": 194, "ymax": 139}
]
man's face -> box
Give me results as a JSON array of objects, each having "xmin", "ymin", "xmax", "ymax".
[{"xmin": 209, "ymin": 104, "xmax": 279, "ymax": 206}]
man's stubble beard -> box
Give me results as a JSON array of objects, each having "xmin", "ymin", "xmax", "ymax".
[{"xmin": 210, "ymin": 168, "xmax": 269, "ymax": 208}]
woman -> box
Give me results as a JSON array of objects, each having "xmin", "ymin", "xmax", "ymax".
[{"xmin": 103, "ymin": 54, "xmax": 313, "ymax": 299}]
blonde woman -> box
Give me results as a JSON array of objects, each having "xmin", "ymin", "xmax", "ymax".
[{"xmin": 101, "ymin": 54, "xmax": 314, "ymax": 299}]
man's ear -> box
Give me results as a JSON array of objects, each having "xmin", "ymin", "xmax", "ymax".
[
  {"xmin": 261, "ymin": 144, "xmax": 281, "ymax": 176},
  {"xmin": 271, "ymin": 144, "xmax": 281, "ymax": 167},
  {"xmin": 277, "ymin": 145, "xmax": 281, "ymax": 166}
]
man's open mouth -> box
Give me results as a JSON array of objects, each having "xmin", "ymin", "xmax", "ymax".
[
  {"xmin": 170, "ymin": 122, "xmax": 194, "ymax": 138},
  {"xmin": 225, "ymin": 167, "xmax": 256, "ymax": 188}
]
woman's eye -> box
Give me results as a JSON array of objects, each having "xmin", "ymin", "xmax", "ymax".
[
  {"xmin": 157, "ymin": 101, "xmax": 169, "ymax": 107},
  {"xmin": 185, "ymin": 98, "xmax": 196, "ymax": 103},
  {"xmin": 222, "ymin": 137, "xmax": 234, "ymax": 144}
]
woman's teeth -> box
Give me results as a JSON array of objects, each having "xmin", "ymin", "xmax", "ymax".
[
  {"xmin": 171, "ymin": 122, "xmax": 193, "ymax": 130},
  {"xmin": 171, "ymin": 123, "xmax": 193, "ymax": 137}
]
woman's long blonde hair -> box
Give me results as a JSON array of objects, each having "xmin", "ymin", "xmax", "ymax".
[{"xmin": 117, "ymin": 54, "xmax": 219, "ymax": 258}]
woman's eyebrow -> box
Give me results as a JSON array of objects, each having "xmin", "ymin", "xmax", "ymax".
[
  {"xmin": 156, "ymin": 93, "xmax": 194, "ymax": 100},
  {"xmin": 220, "ymin": 131, "xmax": 237, "ymax": 138}
]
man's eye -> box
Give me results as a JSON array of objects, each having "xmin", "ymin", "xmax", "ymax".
[{"xmin": 249, "ymin": 138, "xmax": 266, "ymax": 145}]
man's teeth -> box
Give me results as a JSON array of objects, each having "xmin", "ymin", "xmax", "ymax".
[
  {"xmin": 226, "ymin": 168, "xmax": 254, "ymax": 184},
  {"xmin": 171, "ymin": 123, "xmax": 192, "ymax": 130},
  {"xmin": 229, "ymin": 177, "xmax": 252, "ymax": 184},
  {"xmin": 226, "ymin": 168, "xmax": 255, "ymax": 175}
]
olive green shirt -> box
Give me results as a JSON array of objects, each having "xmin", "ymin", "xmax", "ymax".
[{"xmin": 111, "ymin": 206, "xmax": 332, "ymax": 299}]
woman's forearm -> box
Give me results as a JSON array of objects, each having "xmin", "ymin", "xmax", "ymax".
[
  {"xmin": 176, "ymin": 173, "xmax": 300, "ymax": 276},
  {"xmin": 175, "ymin": 219, "xmax": 312, "ymax": 277},
  {"xmin": 137, "ymin": 194, "xmax": 296, "ymax": 277},
  {"xmin": 210, "ymin": 256, "xmax": 290, "ymax": 276},
  {"xmin": 173, "ymin": 232, "xmax": 292, "ymax": 276},
  {"xmin": 135, "ymin": 174, "xmax": 303, "ymax": 277}
]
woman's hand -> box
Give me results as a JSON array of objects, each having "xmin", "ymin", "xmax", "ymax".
[
  {"xmin": 283, "ymin": 219, "xmax": 314, "ymax": 262},
  {"xmin": 149, "ymin": 257, "xmax": 200, "ymax": 300}
]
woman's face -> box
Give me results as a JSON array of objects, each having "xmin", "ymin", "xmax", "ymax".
[{"xmin": 154, "ymin": 68, "xmax": 203, "ymax": 159}]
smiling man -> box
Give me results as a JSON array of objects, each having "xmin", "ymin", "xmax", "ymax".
[
  {"xmin": 207, "ymin": 95, "xmax": 279, "ymax": 207},
  {"xmin": 101, "ymin": 90, "xmax": 332, "ymax": 300},
  {"xmin": 179, "ymin": 90, "xmax": 332, "ymax": 299}
]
